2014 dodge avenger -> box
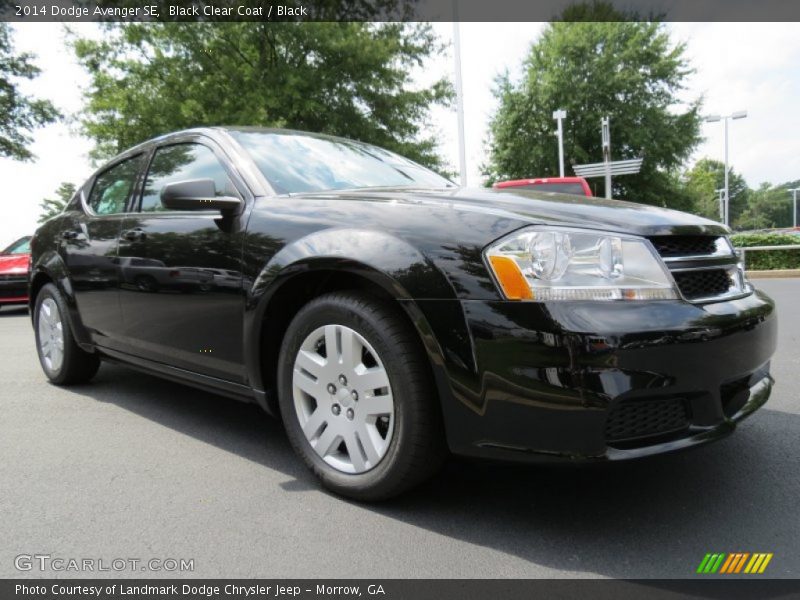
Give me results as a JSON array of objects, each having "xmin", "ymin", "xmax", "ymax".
[{"xmin": 29, "ymin": 128, "xmax": 777, "ymax": 500}]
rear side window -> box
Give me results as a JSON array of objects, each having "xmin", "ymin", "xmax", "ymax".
[
  {"xmin": 140, "ymin": 143, "xmax": 238, "ymax": 212},
  {"xmin": 88, "ymin": 155, "xmax": 143, "ymax": 215}
]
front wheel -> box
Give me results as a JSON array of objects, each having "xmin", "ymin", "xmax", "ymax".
[
  {"xmin": 277, "ymin": 292, "xmax": 446, "ymax": 501},
  {"xmin": 34, "ymin": 283, "xmax": 100, "ymax": 385}
]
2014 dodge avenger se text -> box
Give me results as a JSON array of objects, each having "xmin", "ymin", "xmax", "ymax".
[{"xmin": 29, "ymin": 128, "xmax": 777, "ymax": 500}]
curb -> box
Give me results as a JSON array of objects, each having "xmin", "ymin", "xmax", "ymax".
[{"xmin": 746, "ymin": 269, "xmax": 800, "ymax": 279}]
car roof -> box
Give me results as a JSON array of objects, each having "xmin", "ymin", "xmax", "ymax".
[
  {"xmin": 96, "ymin": 126, "xmax": 376, "ymax": 175},
  {"xmin": 119, "ymin": 126, "xmax": 364, "ymax": 154}
]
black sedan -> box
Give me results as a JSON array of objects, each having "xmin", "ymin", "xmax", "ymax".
[{"xmin": 29, "ymin": 128, "xmax": 777, "ymax": 500}]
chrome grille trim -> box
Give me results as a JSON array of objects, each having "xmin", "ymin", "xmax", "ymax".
[{"xmin": 648, "ymin": 235, "xmax": 751, "ymax": 304}]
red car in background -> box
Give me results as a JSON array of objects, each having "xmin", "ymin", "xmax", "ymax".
[
  {"xmin": 0, "ymin": 236, "xmax": 32, "ymax": 310},
  {"xmin": 493, "ymin": 176, "xmax": 593, "ymax": 197}
]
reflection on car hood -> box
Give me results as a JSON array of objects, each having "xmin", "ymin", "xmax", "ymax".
[{"xmin": 310, "ymin": 187, "xmax": 727, "ymax": 237}]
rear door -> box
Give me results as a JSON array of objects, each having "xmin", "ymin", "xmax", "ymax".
[{"xmin": 116, "ymin": 136, "xmax": 249, "ymax": 383}]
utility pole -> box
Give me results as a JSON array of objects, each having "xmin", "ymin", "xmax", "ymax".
[
  {"xmin": 716, "ymin": 188, "xmax": 725, "ymax": 223},
  {"xmin": 601, "ymin": 117, "xmax": 611, "ymax": 199},
  {"xmin": 553, "ymin": 109, "xmax": 566, "ymax": 178}
]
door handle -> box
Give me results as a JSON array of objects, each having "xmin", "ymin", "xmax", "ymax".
[
  {"xmin": 61, "ymin": 230, "xmax": 79, "ymax": 240},
  {"xmin": 121, "ymin": 228, "xmax": 146, "ymax": 242}
]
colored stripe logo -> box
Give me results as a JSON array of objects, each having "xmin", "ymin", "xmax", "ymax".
[{"xmin": 696, "ymin": 553, "xmax": 773, "ymax": 574}]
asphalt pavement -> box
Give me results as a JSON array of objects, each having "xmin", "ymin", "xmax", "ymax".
[{"xmin": 1, "ymin": 279, "xmax": 798, "ymax": 579}]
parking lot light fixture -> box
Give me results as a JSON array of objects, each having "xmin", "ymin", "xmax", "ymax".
[{"xmin": 703, "ymin": 110, "xmax": 748, "ymax": 227}]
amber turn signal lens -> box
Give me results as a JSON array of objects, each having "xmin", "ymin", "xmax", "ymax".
[{"xmin": 488, "ymin": 255, "xmax": 533, "ymax": 300}]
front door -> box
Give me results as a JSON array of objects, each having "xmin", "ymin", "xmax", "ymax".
[
  {"xmin": 61, "ymin": 154, "xmax": 145, "ymax": 349},
  {"xmin": 117, "ymin": 140, "xmax": 249, "ymax": 383}
]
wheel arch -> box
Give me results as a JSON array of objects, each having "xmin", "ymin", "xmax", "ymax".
[
  {"xmin": 244, "ymin": 257, "xmax": 453, "ymax": 420},
  {"xmin": 29, "ymin": 251, "xmax": 93, "ymax": 351}
]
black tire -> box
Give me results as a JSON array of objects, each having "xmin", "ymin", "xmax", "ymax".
[
  {"xmin": 277, "ymin": 291, "xmax": 446, "ymax": 501},
  {"xmin": 34, "ymin": 283, "xmax": 100, "ymax": 385},
  {"xmin": 134, "ymin": 275, "xmax": 158, "ymax": 292}
]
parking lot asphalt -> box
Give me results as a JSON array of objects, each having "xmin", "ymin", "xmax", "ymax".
[{"xmin": 1, "ymin": 279, "xmax": 798, "ymax": 580}]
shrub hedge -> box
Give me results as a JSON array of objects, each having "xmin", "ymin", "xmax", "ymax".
[{"xmin": 730, "ymin": 233, "xmax": 800, "ymax": 270}]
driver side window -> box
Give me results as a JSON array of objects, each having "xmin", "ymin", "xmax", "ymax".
[
  {"xmin": 88, "ymin": 155, "xmax": 143, "ymax": 216},
  {"xmin": 140, "ymin": 143, "xmax": 238, "ymax": 212}
]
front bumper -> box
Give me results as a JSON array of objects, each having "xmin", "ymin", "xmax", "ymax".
[
  {"xmin": 0, "ymin": 275, "xmax": 29, "ymax": 304},
  {"xmin": 415, "ymin": 288, "xmax": 777, "ymax": 462}
]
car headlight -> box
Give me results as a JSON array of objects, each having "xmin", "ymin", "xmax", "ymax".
[{"xmin": 484, "ymin": 227, "xmax": 678, "ymax": 301}]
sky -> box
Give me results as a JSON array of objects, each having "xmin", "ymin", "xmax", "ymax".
[{"xmin": 1, "ymin": 21, "xmax": 799, "ymax": 248}]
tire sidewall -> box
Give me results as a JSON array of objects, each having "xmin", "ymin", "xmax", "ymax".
[{"xmin": 278, "ymin": 297, "xmax": 416, "ymax": 497}]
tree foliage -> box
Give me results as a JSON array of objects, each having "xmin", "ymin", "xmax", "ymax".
[
  {"xmin": 682, "ymin": 158, "xmax": 749, "ymax": 223},
  {"xmin": 679, "ymin": 158, "xmax": 797, "ymax": 230},
  {"xmin": 484, "ymin": 3, "xmax": 701, "ymax": 207},
  {"xmin": 38, "ymin": 182, "xmax": 76, "ymax": 223},
  {"xmin": 72, "ymin": 21, "xmax": 452, "ymax": 169},
  {"xmin": 0, "ymin": 23, "xmax": 59, "ymax": 161},
  {"xmin": 733, "ymin": 183, "xmax": 797, "ymax": 231}
]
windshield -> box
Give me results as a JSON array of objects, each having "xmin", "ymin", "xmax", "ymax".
[
  {"xmin": 2, "ymin": 237, "xmax": 31, "ymax": 255},
  {"xmin": 231, "ymin": 130, "xmax": 454, "ymax": 195}
]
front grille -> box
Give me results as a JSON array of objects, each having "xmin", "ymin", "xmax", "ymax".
[
  {"xmin": 672, "ymin": 269, "xmax": 732, "ymax": 300},
  {"xmin": 648, "ymin": 235, "xmax": 743, "ymax": 302},
  {"xmin": 649, "ymin": 235, "xmax": 719, "ymax": 258},
  {"xmin": 605, "ymin": 397, "xmax": 690, "ymax": 445}
]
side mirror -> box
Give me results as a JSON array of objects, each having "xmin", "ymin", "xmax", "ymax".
[{"xmin": 160, "ymin": 179, "xmax": 242, "ymax": 213}]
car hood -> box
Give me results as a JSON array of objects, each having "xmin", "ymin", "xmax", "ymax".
[
  {"xmin": 0, "ymin": 253, "xmax": 31, "ymax": 274},
  {"xmin": 324, "ymin": 187, "xmax": 727, "ymax": 238}
]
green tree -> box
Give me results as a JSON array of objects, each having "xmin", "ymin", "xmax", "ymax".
[
  {"xmin": 682, "ymin": 158, "xmax": 749, "ymax": 224},
  {"xmin": 0, "ymin": 24, "xmax": 60, "ymax": 161},
  {"xmin": 38, "ymin": 182, "xmax": 76, "ymax": 223},
  {"xmin": 72, "ymin": 21, "xmax": 451, "ymax": 169},
  {"xmin": 483, "ymin": 4, "xmax": 701, "ymax": 207},
  {"xmin": 735, "ymin": 182, "xmax": 795, "ymax": 231}
]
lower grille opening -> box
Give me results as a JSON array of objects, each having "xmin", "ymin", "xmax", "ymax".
[
  {"xmin": 606, "ymin": 397, "xmax": 690, "ymax": 447},
  {"xmin": 673, "ymin": 269, "xmax": 732, "ymax": 300}
]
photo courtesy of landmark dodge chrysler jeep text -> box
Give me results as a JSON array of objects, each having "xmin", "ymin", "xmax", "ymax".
[{"xmin": 29, "ymin": 128, "xmax": 777, "ymax": 500}]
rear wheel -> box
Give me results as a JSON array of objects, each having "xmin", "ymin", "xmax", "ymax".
[
  {"xmin": 34, "ymin": 283, "xmax": 100, "ymax": 385},
  {"xmin": 134, "ymin": 275, "xmax": 158, "ymax": 292},
  {"xmin": 277, "ymin": 291, "xmax": 446, "ymax": 501}
]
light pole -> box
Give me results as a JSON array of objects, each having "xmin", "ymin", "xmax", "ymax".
[
  {"xmin": 704, "ymin": 111, "xmax": 747, "ymax": 227},
  {"xmin": 452, "ymin": 18, "xmax": 467, "ymax": 187},
  {"xmin": 790, "ymin": 188, "xmax": 800, "ymax": 229},
  {"xmin": 553, "ymin": 109, "xmax": 566, "ymax": 177},
  {"xmin": 715, "ymin": 188, "xmax": 725, "ymax": 222},
  {"xmin": 601, "ymin": 117, "xmax": 611, "ymax": 199}
]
